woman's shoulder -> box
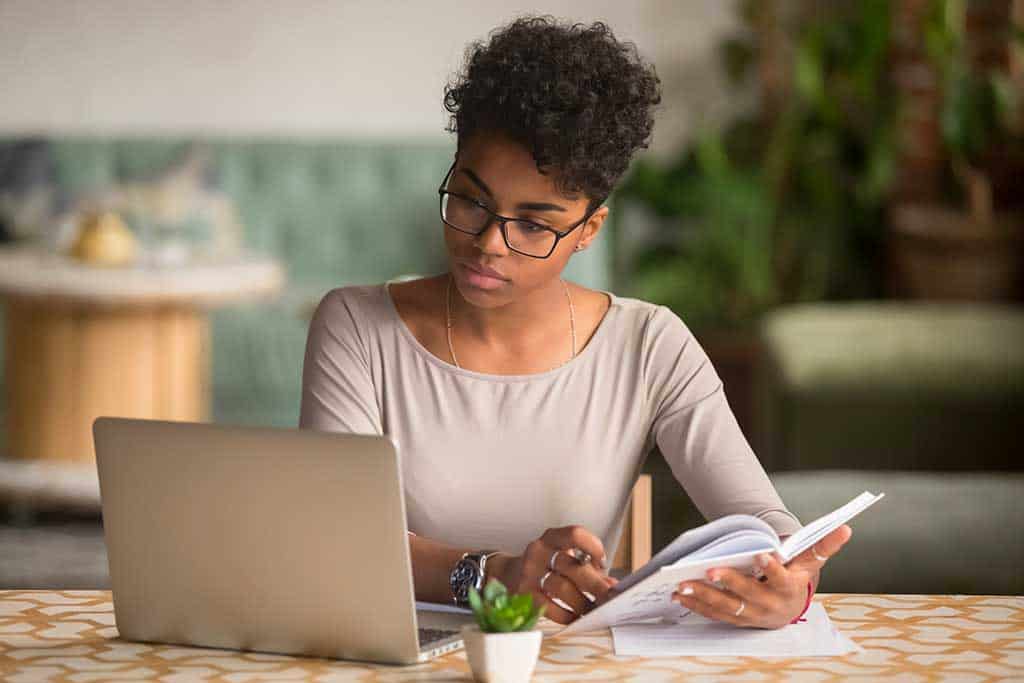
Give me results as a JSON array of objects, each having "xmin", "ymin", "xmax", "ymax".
[
  {"xmin": 313, "ymin": 282, "xmax": 388, "ymax": 320},
  {"xmin": 603, "ymin": 291, "xmax": 695, "ymax": 343}
]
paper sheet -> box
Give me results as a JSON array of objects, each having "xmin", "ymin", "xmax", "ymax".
[{"xmin": 610, "ymin": 603, "xmax": 861, "ymax": 657}]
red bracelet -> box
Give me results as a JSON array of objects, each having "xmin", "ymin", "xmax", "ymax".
[{"xmin": 789, "ymin": 581, "xmax": 814, "ymax": 624}]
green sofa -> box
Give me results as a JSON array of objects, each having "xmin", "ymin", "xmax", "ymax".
[{"xmin": 0, "ymin": 137, "xmax": 612, "ymax": 435}]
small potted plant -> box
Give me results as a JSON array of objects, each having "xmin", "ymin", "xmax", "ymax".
[{"xmin": 462, "ymin": 579, "xmax": 545, "ymax": 683}]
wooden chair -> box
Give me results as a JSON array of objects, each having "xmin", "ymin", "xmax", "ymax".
[{"xmin": 610, "ymin": 473, "xmax": 652, "ymax": 575}]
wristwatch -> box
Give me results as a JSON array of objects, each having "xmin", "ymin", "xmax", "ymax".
[{"xmin": 449, "ymin": 550, "xmax": 501, "ymax": 607}]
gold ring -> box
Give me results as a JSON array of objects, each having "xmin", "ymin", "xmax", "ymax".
[
  {"xmin": 734, "ymin": 600, "xmax": 746, "ymax": 617},
  {"xmin": 811, "ymin": 545, "xmax": 828, "ymax": 562}
]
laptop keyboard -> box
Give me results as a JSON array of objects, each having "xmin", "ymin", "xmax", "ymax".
[{"xmin": 419, "ymin": 627, "xmax": 459, "ymax": 646}]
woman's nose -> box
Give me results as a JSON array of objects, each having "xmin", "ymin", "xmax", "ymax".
[{"xmin": 474, "ymin": 218, "xmax": 509, "ymax": 256}]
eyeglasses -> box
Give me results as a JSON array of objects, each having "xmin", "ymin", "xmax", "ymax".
[{"xmin": 437, "ymin": 161, "xmax": 595, "ymax": 259}]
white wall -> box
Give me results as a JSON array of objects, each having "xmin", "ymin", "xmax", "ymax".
[{"xmin": 0, "ymin": 0, "xmax": 745, "ymax": 158}]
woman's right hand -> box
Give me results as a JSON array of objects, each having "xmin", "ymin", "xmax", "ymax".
[{"xmin": 487, "ymin": 525, "xmax": 619, "ymax": 625}]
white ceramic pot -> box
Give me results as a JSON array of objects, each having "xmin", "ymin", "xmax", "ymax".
[{"xmin": 461, "ymin": 624, "xmax": 543, "ymax": 683}]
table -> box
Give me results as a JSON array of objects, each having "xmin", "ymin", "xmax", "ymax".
[
  {"xmin": 0, "ymin": 245, "xmax": 284, "ymax": 466},
  {"xmin": 0, "ymin": 592, "xmax": 1020, "ymax": 681}
]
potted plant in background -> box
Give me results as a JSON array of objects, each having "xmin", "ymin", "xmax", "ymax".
[
  {"xmin": 610, "ymin": 0, "xmax": 896, "ymax": 457},
  {"xmin": 461, "ymin": 580, "xmax": 545, "ymax": 683},
  {"xmin": 888, "ymin": 0, "xmax": 1024, "ymax": 300}
]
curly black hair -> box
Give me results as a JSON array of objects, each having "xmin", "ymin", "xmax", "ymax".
[{"xmin": 444, "ymin": 15, "xmax": 662, "ymax": 210}]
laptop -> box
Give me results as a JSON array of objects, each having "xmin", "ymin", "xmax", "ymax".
[{"xmin": 93, "ymin": 416, "xmax": 474, "ymax": 665}]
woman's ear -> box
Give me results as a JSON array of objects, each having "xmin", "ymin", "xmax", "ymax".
[{"xmin": 574, "ymin": 206, "xmax": 609, "ymax": 251}]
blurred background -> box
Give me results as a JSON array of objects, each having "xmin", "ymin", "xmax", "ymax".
[{"xmin": 0, "ymin": 0, "xmax": 1021, "ymax": 596}]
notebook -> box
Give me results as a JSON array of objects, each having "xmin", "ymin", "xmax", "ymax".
[{"xmin": 556, "ymin": 491, "xmax": 884, "ymax": 637}]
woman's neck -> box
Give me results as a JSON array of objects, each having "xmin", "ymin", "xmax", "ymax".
[{"xmin": 448, "ymin": 274, "xmax": 571, "ymax": 352}]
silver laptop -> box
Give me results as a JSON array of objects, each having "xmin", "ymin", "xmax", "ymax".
[{"xmin": 93, "ymin": 416, "xmax": 474, "ymax": 665}]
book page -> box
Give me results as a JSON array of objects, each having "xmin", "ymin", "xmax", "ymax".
[
  {"xmin": 611, "ymin": 514, "xmax": 777, "ymax": 594},
  {"xmin": 780, "ymin": 492, "xmax": 885, "ymax": 562},
  {"xmin": 671, "ymin": 529, "xmax": 780, "ymax": 566}
]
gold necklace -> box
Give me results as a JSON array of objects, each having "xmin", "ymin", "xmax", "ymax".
[{"xmin": 445, "ymin": 273, "xmax": 576, "ymax": 371}]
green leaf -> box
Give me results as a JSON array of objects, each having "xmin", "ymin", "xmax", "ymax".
[
  {"xmin": 482, "ymin": 579, "xmax": 505, "ymax": 604},
  {"xmin": 468, "ymin": 586, "xmax": 483, "ymax": 615}
]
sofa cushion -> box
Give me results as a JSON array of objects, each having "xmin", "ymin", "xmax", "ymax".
[
  {"xmin": 758, "ymin": 303, "xmax": 1024, "ymax": 471},
  {"xmin": 772, "ymin": 469, "xmax": 1024, "ymax": 595}
]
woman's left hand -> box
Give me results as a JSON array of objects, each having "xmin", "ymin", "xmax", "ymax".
[{"xmin": 672, "ymin": 524, "xmax": 853, "ymax": 629}]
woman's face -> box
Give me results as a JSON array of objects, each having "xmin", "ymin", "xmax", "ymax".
[{"xmin": 442, "ymin": 131, "xmax": 606, "ymax": 309}]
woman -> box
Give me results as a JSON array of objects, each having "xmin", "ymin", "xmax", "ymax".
[{"xmin": 299, "ymin": 16, "xmax": 851, "ymax": 629}]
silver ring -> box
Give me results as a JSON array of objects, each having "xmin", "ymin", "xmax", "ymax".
[
  {"xmin": 734, "ymin": 600, "xmax": 746, "ymax": 617},
  {"xmin": 568, "ymin": 547, "xmax": 592, "ymax": 565},
  {"xmin": 811, "ymin": 545, "xmax": 828, "ymax": 562},
  {"xmin": 548, "ymin": 550, "xmax": 561, "ymax": 571},
  {"xmin": 540, "ymin": 570, "xmax": 553, "ymax": 592}
]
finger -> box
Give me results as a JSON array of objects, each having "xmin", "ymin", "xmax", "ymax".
[
  {"xmin": 673, "ymin": 581, "xmax": 753, "ymax": 627},
  {"xmin": 758, "ymin": 552, "xmax": 791, "ymax": 590},
  {"xmin": 521, "ymin": 539, "xmax": 559, "ymax": 583},
  {"xmin": 793, "ymin": 525, "xmax": 853, "ymax": 571},
  {"xmin": 552, "ymin": 552, "xmax": 615, "ymax": 604},
  {"xmin": 706, "ymin": 567, "xmax": 767, "ymax": 607},
  {"xmin": 527, "ymin": 588, "xmax": 575, "ymax": 625},
  {"xmin": 541, "ymin": 526, "xmax": 607, "ymax": 570},
  {"xmin": 540, "ymin": 571, "xmax": 589, "ymax": 615}
]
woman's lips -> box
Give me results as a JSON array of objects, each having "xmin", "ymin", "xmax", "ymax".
[{"xmin": 460, "ymin": 262, "xmax": 508, "ymax": 290}]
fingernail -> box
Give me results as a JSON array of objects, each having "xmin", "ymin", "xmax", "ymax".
[
  {"xmin": 707, "ymin": 571, "xmax": 719, "ymax": 581},
  {"xmin": 757, "ymin": 554, "xmax": 771, "ymax": 567},
  {"xmin": 680, "ymin": 586, "xmax": 694, "ymax": 596}
]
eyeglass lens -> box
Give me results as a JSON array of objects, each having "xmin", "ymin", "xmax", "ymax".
[{"xmin": 441, "ymin": 194, "xmax": 556, "ymax": 257}]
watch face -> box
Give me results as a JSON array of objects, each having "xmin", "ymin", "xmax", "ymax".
[{"xmin": 450, "ymin": 558, "xmax": 479, "ymax": 602}]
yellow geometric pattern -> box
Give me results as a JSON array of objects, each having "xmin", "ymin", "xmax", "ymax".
[{"xmin": 1, "ymin": 591, "xmax": 1021, "ymax": 681}]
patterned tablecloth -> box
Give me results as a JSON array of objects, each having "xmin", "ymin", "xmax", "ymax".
[{"xmin": 0, "ymin": 592, "xmax": 1021, "ymax": 681}]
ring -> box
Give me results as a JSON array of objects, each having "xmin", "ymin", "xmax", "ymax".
[
  {"xmin": 540, "ymin": 570, "xmax": 553, "ymax": 592},
  {"xmin": 734, "ymin": 600, "xmax": 746, "ymax": 617},
  {"xmin": 548, "ymin": 550, "xmax": 561, "ymax": 571},
  {"xmin": 811, "ymin": 545, "xmax": 828, "ymax": 562},
  {"xmin": 568, "ymin": 547, "xmax": 592, "ymax": 565}
]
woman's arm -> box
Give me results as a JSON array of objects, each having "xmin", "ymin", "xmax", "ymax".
[
  {"xmin": 299, "ymin": 288, "xmax": 383, "ymax": 434},
  {"xmin": 640, "ymin": 306, "xmax": 849, "ymax": 627},
  {"xmin": 642, "ymin": 306, "xmax": 800, "ymax": 536},
  {"xmin": 408, "ymin": 533, "xmax": 475, "ymax": 603}
]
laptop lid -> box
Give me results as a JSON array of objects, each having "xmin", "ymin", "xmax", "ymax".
[{"xmin": 94, "ymin": 417, "xmax": 424, "ymax": 664}]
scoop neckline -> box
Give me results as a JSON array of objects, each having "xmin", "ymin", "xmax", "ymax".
[{"xmin": 381, "ymin": 278, "xmax": 619, "ymax": 383}]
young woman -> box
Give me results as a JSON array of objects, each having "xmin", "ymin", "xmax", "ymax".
[{"xmin": 300, "ymin": 16, "xmax": 851, "ymax": 629}]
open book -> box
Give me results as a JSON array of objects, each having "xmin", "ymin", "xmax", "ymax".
[{"xmin": 555, "ymin": 491, "xmax": 884, "ymax": 637}]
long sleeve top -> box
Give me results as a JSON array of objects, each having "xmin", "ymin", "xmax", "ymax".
[{"xmin": 299, "ymin": 282, "xmax": 801, "ymax": 559}]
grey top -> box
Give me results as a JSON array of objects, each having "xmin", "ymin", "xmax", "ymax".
[{"xmin": 299, "ymin": 282, "xmax": 801, "ymax": 559}]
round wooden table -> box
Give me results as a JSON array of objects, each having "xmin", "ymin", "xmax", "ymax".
[{"xmin": 0, "ymin": 245, "xmax": 284, "ymax": 466}]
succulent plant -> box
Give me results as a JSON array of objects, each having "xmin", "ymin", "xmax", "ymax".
[{"xmin": 467, "ymin": 579, "xmax": 545, "ymax": 633}]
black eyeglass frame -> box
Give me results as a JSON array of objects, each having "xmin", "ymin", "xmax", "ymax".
[{"xmin": 437, "ymin": 160, "xmax": 598, "ymax": 260}]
